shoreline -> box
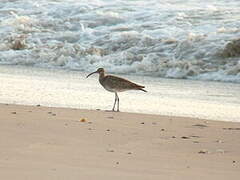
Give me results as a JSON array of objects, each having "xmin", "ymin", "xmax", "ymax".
[
  {"xmin": 0, "ymin": 103, "xmax": 240, "ymax": 179},
  {"xmin": 0, "ymin": 65, "xmax": 240, "ymax": 122}
]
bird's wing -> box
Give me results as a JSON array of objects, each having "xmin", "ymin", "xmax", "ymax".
[{"xmin": 103, "ymin": 75, "xmax": 144, "ymax": 90}]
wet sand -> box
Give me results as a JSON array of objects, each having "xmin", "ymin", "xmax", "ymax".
[
  {"xmin": 1, "ymin": 65, "xmax": 240, "ymax": 122},
  {"xmin": 0, "ymin": 103, "xmax": 240, "ymax": 180}
]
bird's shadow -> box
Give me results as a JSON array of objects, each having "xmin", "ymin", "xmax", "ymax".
[{"xmin": 105, "ymin": 110, "xmax": 120, "ymax": 113}]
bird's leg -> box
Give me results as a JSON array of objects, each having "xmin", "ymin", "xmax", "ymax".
[
  {"xmin": 112, "ymin": 92, "xmax": 117, "ymax": 111},
  {"xmin": 116, "ymin": 93, "xmax": 120, "ymax": 112}
]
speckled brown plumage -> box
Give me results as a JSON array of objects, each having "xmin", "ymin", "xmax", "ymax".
[
  {"xmin": 86, "ymin": 68, "xmax": 147, "ymax": 111},
  {"xmin": 99, "ymin": 75, "xmax": 146, "ymax": 92}
]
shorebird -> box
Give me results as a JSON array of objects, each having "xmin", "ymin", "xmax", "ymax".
[{"xmin": 86, "ymin": 68, "xmax": 147, "ymax": 112}]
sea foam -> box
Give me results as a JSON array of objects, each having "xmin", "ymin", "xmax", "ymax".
[{"xmin": 0, "ymin": 0, "xmax": 240, "ymax": 83}]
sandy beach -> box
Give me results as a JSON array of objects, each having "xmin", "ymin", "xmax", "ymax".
[
  {"xmin": 1, "ymin": 0, "xmax": 240, "ymax": 179},
  {"xmin": 0, "ymin": 103, "xmax": 239, "ymax": 180}
]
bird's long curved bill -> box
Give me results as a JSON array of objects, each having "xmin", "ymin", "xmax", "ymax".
[{"xmin": 86, "ymin": 71, "xmax": 97, "ymax": 78}]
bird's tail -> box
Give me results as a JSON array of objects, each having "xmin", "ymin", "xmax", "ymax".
[{"xmin": 136, "ymin": 85, "xmax": 147, "ymax": 92}]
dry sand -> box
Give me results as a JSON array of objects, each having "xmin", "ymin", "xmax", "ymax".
[{"xmin": 0, "ymin": 103, "xmax": 239, "ymax": 180}]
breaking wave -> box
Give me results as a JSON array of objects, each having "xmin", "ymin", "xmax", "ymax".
[{"xmin": 0, "ymin": 0, "xmax": 240, "ymax": 83}]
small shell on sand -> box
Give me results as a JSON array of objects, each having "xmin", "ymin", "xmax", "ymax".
[
  {"xmin": 216, "ymin": 149, "xmax": 225, "ymax": 154},
  {"xmin": 80, "ymin": 118, "xmax": 87, "ymax": 122},
  {"xmin": 198, "ymin": 149, "xmax": 209, "ymax": 154}
]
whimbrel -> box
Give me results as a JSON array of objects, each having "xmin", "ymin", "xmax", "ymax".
[{"xmin": 86, "ymin": 68, "xmax": 147, "ymax": 112}]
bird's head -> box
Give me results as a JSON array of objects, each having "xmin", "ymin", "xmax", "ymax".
[{"xmin": 86, "ymin": 68, "xmax": 105, "ymax": 78}]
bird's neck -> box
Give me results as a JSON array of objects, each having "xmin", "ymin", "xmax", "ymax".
[{"xmin": 99, "ymin": 72, "xmax": 105, "ymax": 80}]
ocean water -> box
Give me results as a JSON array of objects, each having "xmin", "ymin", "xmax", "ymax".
[{"xmin": 0, "ymin": 0, "xmax": 240, "ymax": 82}]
